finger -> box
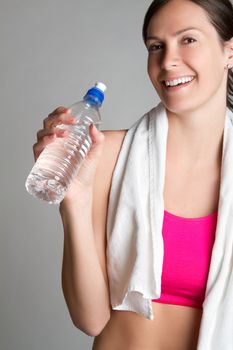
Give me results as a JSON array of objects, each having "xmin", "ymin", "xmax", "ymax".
[
  {"xmin": 37, "ymin": 128, "xmax": 55, "ymax": 142},
  {"xmin": 86, "ymin": 124, "xmax": 105, "ymax": 160},
  {"xmin": 33, "ymin": 134, "xmax": 56, "ymax": 160},
  {"xmin": 45, "ymin": 106, "xmax": 70, "ymax": 125},
  {"xmin": 89, "ymin": 124, "xmax": 105, "ymax": 144},
  {"xmin": 36, "ymin": 127, "xmax": 68, "ymax": 142},
  {"xmin": 48, "ymin": 106, "xmax": 70, "ymax": 117},
  {"xmin": 43, "ymin": 111, "xmax": 74, "ymax": 129},
  {"xmin": 43, "ymin": 109, "xmax": 75, "ymax": 129}
]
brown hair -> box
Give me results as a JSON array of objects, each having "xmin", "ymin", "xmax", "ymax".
[{"xmin": 142, "ymin": 0, "xmax": 233, "ymax": 111}]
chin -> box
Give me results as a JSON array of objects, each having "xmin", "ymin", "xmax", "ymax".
[{"xmin": 160, "ymin": 98, "xmax": 198, "ymax": 115}]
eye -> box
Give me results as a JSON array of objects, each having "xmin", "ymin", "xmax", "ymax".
[
  {"xmin": 147, "ymin": 43, "xmax": 164, "ymax": 52},
  {"xmin": 183, "ymin": 37, "xmax": 197, "ymax": 44}
]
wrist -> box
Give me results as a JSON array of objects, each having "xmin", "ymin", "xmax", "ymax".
[{"xmin": 59, "ymin": 188, "xmax": 93, "ymax": 216}]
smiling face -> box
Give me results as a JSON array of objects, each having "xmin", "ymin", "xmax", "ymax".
[{"xmin": 146, "ymin": 0, "xmax": 229, "ymax": 114}]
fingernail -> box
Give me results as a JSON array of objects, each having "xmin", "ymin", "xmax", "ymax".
[{"xmin": 68, "ymin": 117, "xmax": 76, "ymax": 123}]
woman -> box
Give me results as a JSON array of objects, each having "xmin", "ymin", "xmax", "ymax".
[{"xmin": 33, "ymin": 0, "xmax": 233, "ymax": 349}]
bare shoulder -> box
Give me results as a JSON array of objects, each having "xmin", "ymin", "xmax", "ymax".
[
  {"xmin": 102, "ymin": 129, "xmax": 128, "ymax": 163},
  {"xmin": 93, "ymin": 129, "xmax": 128, "ymax": 200},
  {"xmin": 102, "ymin": 129, "xmax": 128, "ymax": 149}
]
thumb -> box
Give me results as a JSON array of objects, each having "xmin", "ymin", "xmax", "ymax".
[{"xmin": 86, "ymin": 124, "xmax": 105, "ymax": 161}]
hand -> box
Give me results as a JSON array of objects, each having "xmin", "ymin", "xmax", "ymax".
[
  {"xmin": 33, "ymin": 106, "xmax": 75, "ymax": 161},
  {"xmin": 33, "ymin": 106, "xmax": 105, "ymax": 204}
]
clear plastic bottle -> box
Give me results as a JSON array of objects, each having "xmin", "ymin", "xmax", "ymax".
[{"xmin": 25, "ymin": 82, "xmax": 107, "ymax": 204}]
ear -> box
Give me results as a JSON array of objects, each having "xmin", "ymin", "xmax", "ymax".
[{"xmin": 224, "ymin": 37, "xmax": 233, "ymax": 67}]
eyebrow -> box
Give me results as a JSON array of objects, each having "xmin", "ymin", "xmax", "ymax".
[{"xmin": 146, "ymin": 27, "xmax": 202, "ymax": 42}]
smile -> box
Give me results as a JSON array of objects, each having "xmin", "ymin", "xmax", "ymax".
[
  {"xmin": 162, "ymin": 76, "xmax": 195, "ymax": 91},
  {"xmin": 164, "ymin": 76, "xmax": 195, "ymax": 87}
]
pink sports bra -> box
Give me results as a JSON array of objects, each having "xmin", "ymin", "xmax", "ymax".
[{"xmin": 152, "ymin": 209, "xmax": 218, "ymax": 309}]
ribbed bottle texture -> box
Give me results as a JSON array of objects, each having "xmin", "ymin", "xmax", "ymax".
[{"xmin": 25, "ymin": 82, "xmax": 106, "ymax": 204}]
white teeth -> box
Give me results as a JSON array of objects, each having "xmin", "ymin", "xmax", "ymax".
[{"xmin": 164, "ymin": 76, "xmax": 194, "ymax": 87}]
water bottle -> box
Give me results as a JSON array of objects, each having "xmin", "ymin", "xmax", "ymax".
[{"xmin": 25, "ymin": 82, "xmax": 107, "ymax": 204}]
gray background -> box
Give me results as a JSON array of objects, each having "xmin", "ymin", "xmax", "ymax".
[{"xmin": 1, "ymin": 0, "xmax": 158, "ymax": 349}]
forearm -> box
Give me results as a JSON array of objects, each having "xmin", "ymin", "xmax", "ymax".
[{"xmin": 60, "ymin": 193, "xmax": 110, "ymax": 336}]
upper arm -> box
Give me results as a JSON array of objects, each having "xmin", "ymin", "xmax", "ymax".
[{"xmin": 92, "ymin": 130, "xmax": 127, "ymax": 285}]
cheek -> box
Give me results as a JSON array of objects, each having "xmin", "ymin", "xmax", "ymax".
[
  {"xmin": 182, "ymin": 48, "xmax": 208, "ymax": 71},
  {"xmin": 147, "ymin": 56, "xmax": 159, "ymax": 81},
  {"xmin": 186, "ymin": 44, "xmax": 223, "ymax": 76},
  {"xmin": 147, "ymin": 56, "xmax": 154, "ymax": 74},
  {"xmin": 195, "ymin": 54, "xmax": 223, "ymax": 86}
]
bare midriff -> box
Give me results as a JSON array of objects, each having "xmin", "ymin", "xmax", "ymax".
[{"xmin": 92, "ymin": 302, "xmax": 203, "ymax": 350}]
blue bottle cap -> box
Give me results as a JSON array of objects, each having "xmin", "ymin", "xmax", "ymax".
[{"xmin": 84, "ymin": 82, "xmax": 107, "ymax": 105}]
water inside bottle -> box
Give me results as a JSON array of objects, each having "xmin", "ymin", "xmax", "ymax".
[{"xmin": 25, "ymin": 123, "xmax": 92, "ymax": 204}]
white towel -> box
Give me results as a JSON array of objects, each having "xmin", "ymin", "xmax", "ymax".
[{"xmin": 106, "ymin": 102, "xmax": 233, "ymax": 349}]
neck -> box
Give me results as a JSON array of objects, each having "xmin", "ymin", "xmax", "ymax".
[{"xmin": 166, "ymin": 102, "xmax": 226, "ymax": 169}]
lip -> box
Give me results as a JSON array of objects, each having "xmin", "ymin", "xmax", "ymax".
[{"xmin": 161, "ymin": 76, "xmax": 195, "ymax": 92}]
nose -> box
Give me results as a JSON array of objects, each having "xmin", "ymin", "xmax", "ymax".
[{"xmin": 160, "ymin": 45, "xmax": 181, "ymax": 70}]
